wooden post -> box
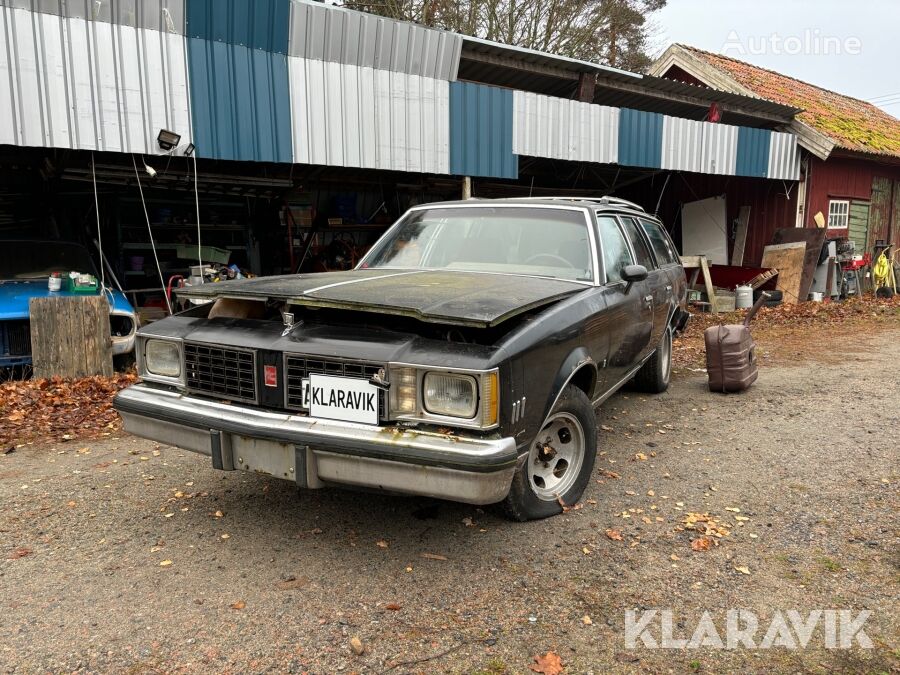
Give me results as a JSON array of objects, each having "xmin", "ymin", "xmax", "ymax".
[
  {"xmin": 29, "ymin": 296, "xmax": 113, "ymax": 378},
  {"xmin": 461, "ymin": 176, "xmax": 472, "ymax": 200},
  {"xmin": 680, "ymin": 255, "xmax": 718, "ymax": 315}
]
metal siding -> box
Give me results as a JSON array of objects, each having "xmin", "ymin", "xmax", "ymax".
[
  {"xmin": 0, "ymin": 0, "xmax": 185, "ymax": 33},
  {"xmin": 700, "ymin": 123, "xmax": 738, "ymax": 176},
  {"xmin": 186, "ymin": 0, "xmax": 289, "ymax": 53},
  {"xmin": 188, "ymin": 36, "xmax": 291, "ymax": 162},
  {"xmin": 736, "ymin": 126, "xmax": 772, "ymax": 178},
  {"xmin": 618, "ymin": 108, "xmax": 662, "ymax": 169},
  {"xmin": 660, "ymin": 116, "xmax": 703, "ymax": 173},
  {"xmin": 449, "ymin": 81, "xmax": 516, "ymax": 179},
  {"xmin": 288, "ymin": 56, "xmax": 449, "ymax": 173},
  {"xmin": 287, "ymin": 0, "xmax": 460, "ymax": 80},
  {"xmin": 0, "ymin": 5, "xmax": 191, "ymax": 153},
  {"xmin": 767, "ymin": 131, "xmax": 800, "ymax": 180},
  {"xmin": 512, "ymin": 90, "xmax": 618, "ymax": 164}
]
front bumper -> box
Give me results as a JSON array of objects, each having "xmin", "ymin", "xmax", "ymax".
[{"xmin": 114, "ymin": 384, "xmax": 518, "ymax": 505}]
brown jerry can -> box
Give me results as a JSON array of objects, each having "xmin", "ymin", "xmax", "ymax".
[{"xmin": 704, "ymin": 293, "xmax": 769, "ymax": 393}]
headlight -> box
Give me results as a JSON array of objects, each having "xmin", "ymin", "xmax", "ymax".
[
  {"xmin": 423, "ymin": 372, "xmax": 477, "ymax": 418},
  {"xmin": 144, "ymin": 339, "xmax": 181, "ymax": 378}
]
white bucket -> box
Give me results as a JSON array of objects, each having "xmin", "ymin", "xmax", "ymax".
[
  {"xmin": 48, "ymin": 275, "xmax": 62, "ymax": 292},
  {"xmin": 810, "ymin": 292, "xmax": 824, "ymax": 302},
  {"xmin": 735, "ymin": 285, "xmax": 753, "ymax": 309}
]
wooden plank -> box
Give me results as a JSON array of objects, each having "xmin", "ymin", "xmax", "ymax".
[
  {"xmin": 746, "ymin": 268, "xmax": 778, "ymax": 290},
  {"xmin": 698, "ymin": 255, "xmax": 718, "ymax": 315},
  {"xmin": 29, "ymin": 296, "xmax": 113, "ymax": 379},
  {"xmin": 731, "ymin": 205, "xmax": 751, "ymax": 266},
  {"xmin": 771, "ymin": 227, "xmax": 827, "ymax": 300},
  {"xmin": 760, "ymin": 243, "xmax": 806, "ymax": 304}
]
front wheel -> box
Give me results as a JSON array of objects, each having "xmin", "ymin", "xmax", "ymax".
[
  {"xmin": 502, "ymin": 385, "xmax": 597, "ymax": 521},
  {"xmin": 633, "ymin": 326, "xmax": 672, "ymax": 393}
]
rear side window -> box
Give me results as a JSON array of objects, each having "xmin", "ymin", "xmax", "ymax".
[
  {"xmin": 640, "ymin": 218, "xmax": 680, "ymax": 266},
  {"xmin": 618, "ymin": 217, "xmax": 656, "ymax": 270},
  {"xmin": 597, "ymin": 216, "xmax": 633, "ymax": 283}
]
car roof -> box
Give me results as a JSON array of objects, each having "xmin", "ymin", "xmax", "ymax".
[{"xmin": 412, "ymin": 196, "xmax": 657, "ymax": 218}]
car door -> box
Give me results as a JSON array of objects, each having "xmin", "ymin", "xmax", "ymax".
[
  {"xmin": 595, "ymin": 214, "xmax": 653, "ymax": 390},
  {"xmin": 639, "ymin": 216, "xmax": 686, "ymax": 314},
  {"xmin": 619, "ymin": 215, "xmax": 668, "ymax": 348}
]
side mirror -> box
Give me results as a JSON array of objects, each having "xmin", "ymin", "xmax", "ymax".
[{"xmin": 621, "ymin": 264, "xmax": 648, "ymax": 283}]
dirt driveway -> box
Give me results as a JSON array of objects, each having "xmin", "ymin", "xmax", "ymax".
[{"xmin": 2, "ymin": 331, "xmax": 898, "ymax": 674}]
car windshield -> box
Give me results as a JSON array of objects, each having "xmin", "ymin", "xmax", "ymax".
[
  {"xmin": 362, "ymin": 206, "xmax": 594, "ymax": 282},
  {"xmin": 0, "ymin": 241, "xmax": 97, "ymax": 280}
]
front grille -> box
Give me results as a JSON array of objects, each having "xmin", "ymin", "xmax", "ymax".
[
  {"xmin": 1, "ymin": 320, "xmax": 32, "ymax": 357},
  {"xmin": 285, "ymin": 355, "xmax": 385, "ymax": 416},
  {"xmin": 184, "ymin": 343, "xmax": 256, "ymax": 403}
]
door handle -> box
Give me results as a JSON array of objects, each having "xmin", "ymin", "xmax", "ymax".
[{"xmin": 644, "ymin": 294, "xmax": 653, "ymax": 303}]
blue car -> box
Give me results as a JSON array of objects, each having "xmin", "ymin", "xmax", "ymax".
[{"xmin": 0, "ymin": 240, "xmax": 138, "ymax": 368}]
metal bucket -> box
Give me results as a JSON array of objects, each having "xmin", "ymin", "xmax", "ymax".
[{"xmin": 735, "ymin": 285, "xmax": 754, "ymax": 309}]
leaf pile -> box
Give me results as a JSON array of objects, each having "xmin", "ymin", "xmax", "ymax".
[
  {"xmin": 674, "ymin": 294, "xmax": 900, "ymax": 370},
  {"xmin": 0, "ymin": 374, "xmax": 137, "ymax": 448}
]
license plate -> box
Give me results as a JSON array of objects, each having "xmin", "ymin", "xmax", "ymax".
[{"xmin": 304, "ymin": 374, "xmax": 379, "ymax": 425}]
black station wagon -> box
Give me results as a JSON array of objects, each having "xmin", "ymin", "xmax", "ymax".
[{"xmin": 115, "ymin": 197, "xmax": 688, "ymax": 520}]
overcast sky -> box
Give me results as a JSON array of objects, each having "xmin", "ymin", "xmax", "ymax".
[{"xmin": 653, "ymin": 0, "xmax": 900, "ymax": 116}]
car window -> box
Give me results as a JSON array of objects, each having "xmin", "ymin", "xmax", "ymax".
[
  {"xmin": 640, "ymin": 218, "xmax": 680, "ymax": 266},
  {"xmin": 618, "ymin": 217, "xmax": 656, "ymax": 270},
  {"xmin": 362, "ymin": 207, "xmax": 594, "ymax": 282},
  {"xmin": 596, "ymin": 216, "xmax": 634, "ymax": 284}
]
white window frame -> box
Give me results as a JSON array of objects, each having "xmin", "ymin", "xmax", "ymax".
[{"xmin": 827, "ymin": 199, "xmax": 850, "ymax": 229}]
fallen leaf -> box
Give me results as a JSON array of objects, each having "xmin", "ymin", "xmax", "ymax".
[
  {"xmin": 605, "ymin": 529, "xmax": 624, "ymax": 541},
  {"xmin": 67, "ymin": 500, "xmax": 77, "ymax": 508},
  {"xmin": 582, "ymin": 615, "xmax": 593, "ymax": 625},
  {"xmin": 734, "ymin": 515, "xmax": 750, "ymax": 522},
  {"xmin": 647, "ymin": 489, "xmax": 655, "ymax": 496},
  {"xmin": 350, "ymin": 636, "xmax": 365, "ymax": 656},
  {"xmin": 277, "ymin": 576, "xmax": 310, "ymax": 591},
  {"xmin": 724, "ymin": 507, "xmax": 741, "ymax": 513},
  {"xmin": 462, "ymin": 517, "xmax": 475, "ymax": 527},
  {"xmin": 690, "ymin": 537, "xmax": 712, "ymax": 552},
  {"xmin": 376, "ymin": 540, "xmax": 389, "ymax": 549},
  {"xmin": 8, "ymin": 546, "xmax": 32, "ymax": 560},
  {"xmin": 421, "ymin": 553, "xmax": 448, "ymax": 561},
  {"xmin": 214, "ymin": 511, "xmax": 224, "ymax": 518},
  {"xmin": 600, "ymin": 424, "xmax": 613, "ymax": 432},
  {"xmin": 600, "ymin": 470, "xmax": 621, "ymax": 479},
  {"xmin": 230, "ymin": 600, "xmax": 246, "ymax": 610},
  {"xmin": 159, "ymin": 559, "xmax": 173, "ymax": 567},
  {"xmin": 220, "ymin": 533, "xmax": 230, "ymax": 540},
  {"xmin": 530, "ymin": 650, "xmax": 564, "ymax": 675},
  {"xmin": 670, "ymin": 553, "xmax": 680, "ymax": 561},
  {"xmin": 385, "ymin": 603, "xmax": 401, "ymax": 611},
  {"xmin": 582, "ymin": 546, "xmax": 592, "ymax": 555},
  {"xmin": 634, "ymin": 452, "xmax": 648, "ymax": 461},
  {"xmin": 734, "ymin": 565, "xmax": 751, "ymax": 575}
]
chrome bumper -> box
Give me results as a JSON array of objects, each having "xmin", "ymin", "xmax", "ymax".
[{"xmin": 114, "ymin": 384, "xmax": 517, "ymax": 505}]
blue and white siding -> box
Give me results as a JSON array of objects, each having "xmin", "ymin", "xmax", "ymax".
[{"xmin": 0, "ymin": 0, "xmax": 801, "ymax": 181}]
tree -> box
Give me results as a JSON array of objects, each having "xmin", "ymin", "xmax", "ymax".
[{"xmin": 341, "ymin": 0, "xmax": 666, "ymax": 72}]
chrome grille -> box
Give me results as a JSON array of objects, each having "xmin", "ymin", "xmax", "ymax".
[
  {"xmin": 284, "ymin": 355, "xmax": 384, "ymax": 415},
  {"xmin": 184, "ymin": 343, "xmax": 256, "ymax": 403},
  {"xmin": 1, "ymin": 320, "xmax": 31, "ymax": 357}
]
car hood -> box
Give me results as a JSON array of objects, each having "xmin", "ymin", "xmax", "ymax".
[
  {"xmin": 176, "ymin": 269, "xmax": 587, "ymax": 328},
  {"xmin": 0, "ymin": 280, "xmax": 135, "ymax": 320}
]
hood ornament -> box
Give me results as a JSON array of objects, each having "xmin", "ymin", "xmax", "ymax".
[{"xmin": 282, "ymin": 311, "xmax": 302, "ymax": 337}]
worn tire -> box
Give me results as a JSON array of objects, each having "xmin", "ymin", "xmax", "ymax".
[
  {"xmin": 502, "ymin": 385, "xmax": 597, "ymax": 521},
  {"xmin": 633, "ymin": 326, "xmax": 672, "ymax": 394}
]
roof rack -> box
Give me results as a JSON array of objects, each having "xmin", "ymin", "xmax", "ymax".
[{"xmin": 504, "ymin": 196, "xmax": 647, "ymax": 212}]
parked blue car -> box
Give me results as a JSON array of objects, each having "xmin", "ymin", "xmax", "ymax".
[{"xmin": 0, "ymin": 240, "xmax": 137, "ymax": 368}]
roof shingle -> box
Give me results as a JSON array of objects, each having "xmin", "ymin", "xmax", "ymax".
[{"xmin": 676, "ymin": 44, "xmax": 900, "ymax": 158}]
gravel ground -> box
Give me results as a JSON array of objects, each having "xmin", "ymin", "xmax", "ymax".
[{"xmin": 2, "ymin": 330, "xmax": 898, "ymax": 674}]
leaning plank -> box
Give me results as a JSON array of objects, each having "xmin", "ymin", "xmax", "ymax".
[
  {"xmin": 760, "ymin": 243, "xmax": 806, "ymax": 304},
  {"xmin": 731, "ymin": 205, "xmax": 751, "ymax": 266},
  {"xmin": 29, "ymin": 296, "xmax": 113, "ymax": 379}
]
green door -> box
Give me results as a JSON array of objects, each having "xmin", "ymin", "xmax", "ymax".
[{"xmin": 848, "ymin": 201, "xmax": 869, "ymax": 254}]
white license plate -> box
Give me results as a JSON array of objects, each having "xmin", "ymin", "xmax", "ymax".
[{"xmin": 304, "ymin": 374, "xmax": 379, "ymax": 425}]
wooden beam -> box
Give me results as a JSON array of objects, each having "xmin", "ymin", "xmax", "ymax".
[
  {"xmin": 576, "ymin": 73, "xmax": 596, "ymax": 102},
  {"xmin": 460, "ymin": 51, "xmax": 579, "ymax": 81}
]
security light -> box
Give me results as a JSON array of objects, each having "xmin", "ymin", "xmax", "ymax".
[
  {"xmin": 184, "ymin": 142, "xmax": 196, "ymax": 157},
  {"xmin": 157, "ymin": 129, "xmax": 181, "ymax": 150}
]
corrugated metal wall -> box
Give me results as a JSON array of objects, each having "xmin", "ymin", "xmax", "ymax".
[
  {"xmin": 660, "ymin": 117, "xmax": 703, "ymax": 173},
  {"xmin": 735, "ymin": 127, "xmax": 771, "ymax": 178},
  {"xmin": 1, "ymin": 0, "xmax": 186, "ymax": 33},
  {"xmin": 767, "ymin": 131, "xmax": 800, "ymax": 180},
  {"xmin": 512, "ymin": 91, "xmax": 618, "ymax": 164},
  {"xmin": 701, "ymin": 123, "xmax": 738, "ymax": 176},
  {"xmin": 449, "ymin": 81, "xmax": 516, "ymax": 179},
  {"xmin": 289, "ymin": 57, "xmax": 449, "ymax": 173},
  {"xmin": 0, "ymin": 5, "xmax": 192, "ymax": 153},
  {"xmin": 187, "ymin": 38, "xmax": 292, "ymax": 162},
  {"xmin": 288, "ymin": 0, "xmax": 460, "ymax": 80},
  {"xmin": 186, "ymin": 0, "xmax": 289, "ymax": 53},
  {"xmin": 618, "ymin": 109, "xmax": 663, "ymax": 169}
]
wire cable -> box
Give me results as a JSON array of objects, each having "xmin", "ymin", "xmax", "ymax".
[
  {"xmin": 132, "ymin": 154, "xmax": 172, "ymax": 314},
  {"xmin": 91, "ymin": 152, "xmax": 106, "ymax": 293}
]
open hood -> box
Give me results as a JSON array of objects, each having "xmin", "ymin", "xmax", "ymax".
[{"xmin": 176, "ymin": 269, "xmax": 586, "ymax": 328}]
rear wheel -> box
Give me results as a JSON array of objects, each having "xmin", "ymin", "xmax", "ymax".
[
  {"xmin": 633, "ymin": 326, "xmax": 672, "ymax": 393},
  {"xmin": 502, "ymin": 385, "xmax": 597, "ymax": 521}
]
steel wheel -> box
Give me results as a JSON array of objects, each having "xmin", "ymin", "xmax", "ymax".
[
  {"xmin": 527, "ymin": 412, "xmax": 586, "ymax": 501},
  {"xmin": 660, "ymin": 328, "xmax": 672, "ymax": 381}
]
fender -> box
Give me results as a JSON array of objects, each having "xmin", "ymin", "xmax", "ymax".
[{"xmin": 529, "ymin": 347, "xmax": 598, "ymax": 448}]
